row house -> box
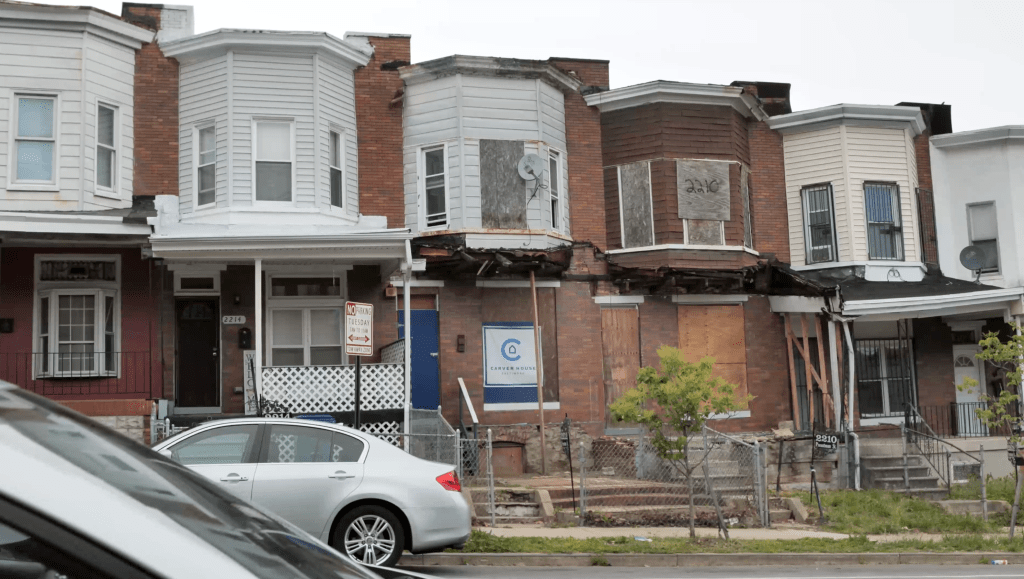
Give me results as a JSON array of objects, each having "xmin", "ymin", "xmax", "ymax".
[{"xmin": 0, "ymin": 2, "xmax": 178, "ymax": 436}]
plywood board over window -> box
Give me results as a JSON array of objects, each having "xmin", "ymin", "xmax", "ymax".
[
  {"xmin": 677, "ymin": 160, "xmax": 731, "ymax": 221},
  {"xmin": 601, "ymin": 307, "xmax": 640, "ymax": 427},
  {"xmin": 678, "ymin": 305, "xmax": 748, "ymax": 410},
  {"xmin": 480, "ymin": 139, "xmax": 527, "ymax": 228},
  {"xmin": 618, "ymin": 162, "xmax": 655, "ymax": 248}
]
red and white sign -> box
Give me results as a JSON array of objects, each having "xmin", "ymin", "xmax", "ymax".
[{"xmin": 345, "ymin": 301, "xmax": 374, "ymax": 356}]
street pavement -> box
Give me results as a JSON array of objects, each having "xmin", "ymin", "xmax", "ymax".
[{"xmin": 400, "ymin": 565, "xmax": 1024, "ymax": 579}]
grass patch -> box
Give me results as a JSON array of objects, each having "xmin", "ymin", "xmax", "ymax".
[
  {"xmin": 816, "ymin": 489, "xmax": 997, "ymax": 534},
  {"xmin": 950, "ymin": 475, "xmax": 1018, "ymax": 503},
  {"xmin": 451, "ymin": 530, "xmax": 1024, "ymax": 555},
  {"xmin": 590, "ymin": 556, "xmax": 609, "ymax": 566}
]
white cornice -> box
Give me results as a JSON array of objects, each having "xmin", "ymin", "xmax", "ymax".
[
  {"xmin": 583, "ymin": 81, "xmax": 768, "ymax": 121},
  {"xmin": 767, "ymin": 104, "xmax": 926, "ymax": 136},
  {"xmin": 399, "ymin": 55, "xmax": 583, "ymax": 93},
  {"xmin": 930, "ymin": 126, "xmax": 1024, "ymax": 149},
  {"xmin": 0, "ymin": 2, "xmax": 154, "ymax": 47},
  {"xmin": 160, "ymin": 29, "xmax": 372, "ymax": 67},
  {"xmin": 841, "ymin": 288, "xmax": 1024, "ymax": 317},
  {"xmin": 0, "ymin": 212, "xmax": 150, "ymax": 236}
]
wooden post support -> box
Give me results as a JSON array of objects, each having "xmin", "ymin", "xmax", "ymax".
[
  {"xmin": 784, "ymin": 314, "xmax": 801, "ymax": 431},
  {"xmin": 530, "ymin": 270, "xmax": 547, "ymax": 475},
  {"xmin": 800, "ymin": 313, "xmax": 815, "ymax": 427},
  {"xmin": 816, "ymin": 315, "xmax": 831, "ymax": 428}
]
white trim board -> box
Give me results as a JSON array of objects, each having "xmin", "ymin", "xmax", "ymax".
[
  {"xmin": 672, "ymin": 295, "xmax": 748, "ymax": 304},
  {"xmin": 484, "ymin": 402, "xmax": 560, "ymax": 412},
  {"xmin": 593, "ymin": 295, "xmax": 644, "ymax": 305},
  {"xmin": 708, "ymin": 410, "xmax": 751, "ymax": 420},
  {"xmin": 606, "ymin": 244, "xmax": 759, "ymax": 256}
]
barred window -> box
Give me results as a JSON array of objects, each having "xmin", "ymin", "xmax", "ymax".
[{"xmin": 801, "ymin": 184, "xmax": 837, "ymax": 264}]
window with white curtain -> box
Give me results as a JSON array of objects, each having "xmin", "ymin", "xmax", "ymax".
[
  {"xmin": 196, "ymin": 125, "xmax": 216, "ymax": 207},
  {"xmin": 269, "ymin": 308, "xmax": 344, "ymax": 366},
  {"xmin": 96, "ymin": 104, "xmax": 117, "ymax": 191},
  {"xmin": 255, "ymin": 121, "xmax": 293, "ymax": 202},
  {"xmin": 967, "ymin": 202, "xmax": 999, "ymax": 273},
  {"xmin": 14, "ymin": 95, "xmax": 57, "ymax": 184}
]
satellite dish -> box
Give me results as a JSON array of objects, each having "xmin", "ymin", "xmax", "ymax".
[
  {"xmin": 517, "ymin": 154, "xmax": 546, "ymax": 181},
  {"xmin": 959, "ymin": 245, "xmax": 986, "ymax": 271}
]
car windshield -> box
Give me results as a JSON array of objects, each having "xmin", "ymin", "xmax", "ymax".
[{"xmin": 0, "ymin": 389, "xmax": 380, "ymax": 579}]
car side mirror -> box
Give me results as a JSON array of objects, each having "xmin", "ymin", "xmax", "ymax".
[{"xmin": 158, "ymin": 448, "xmax": 174, "ymax": 459}]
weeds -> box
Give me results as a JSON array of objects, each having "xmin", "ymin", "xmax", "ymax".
[{"xmin": 815, "ymin": 489, "xmax": 997, "ymax": 534}]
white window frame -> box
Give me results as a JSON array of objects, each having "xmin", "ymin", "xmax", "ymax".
[
  {"xmin": 801, "ymin": 183, "xmax": 839, "ymax": 264},
  {"xmin": 252, "ymin": 118, "xmax": 296, "ymax": 205},
  {"xmin": 194, "ymin": 122, "xmax": 217, "ymax": 210},
  {"xmin": 32, "ymin": 255, "xmax": 121, "ymax": 379},
  {"xmin": 94, "ymin": 102, "xmax": 119, "ymax": 198},
  {"xmin": 265, "ymin": 271, "xmax": 349, "ymax": 367},
  {"xmin": 864, "ymin": 182, "xmax": 905, "ymax": 261},
  {"xmin": 329, "ymin": 127, "xmax": 345, "ymax": 210},
  {"xmin": 9, "ymin": 93, "xmax": 60, "ymax": 191},
  {"xmin": 419, "ymin": 143, "xmax": 449, "ymax": 230},
  {"xmin": 548, "ymin": 149, "xmax": 565, "ymax": 234},
  {"xmin": 966, "ymin": 201, "xmax": 1000, "ymax": 274}
]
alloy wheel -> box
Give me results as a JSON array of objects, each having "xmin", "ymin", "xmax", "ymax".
[{"xmin": 343, "ymin": 514, "xmax": 397, "ymax": 565}]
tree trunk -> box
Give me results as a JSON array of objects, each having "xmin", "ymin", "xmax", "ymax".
[
  {"xmin": 1011, "ymin": 466, "xmax": 1023, "ymax": 540},
  {"xmin": 687, "ymin": 466, "xmax": 696, "ymax": 538}
]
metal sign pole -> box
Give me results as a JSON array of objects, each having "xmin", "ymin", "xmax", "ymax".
[
  {"xmin": 530, "ymin": 270, "xmax": 547, "ymax": 475},
  {"xmin": 354, "ymin": 356, "xmax": 362, "ymax": 429}
]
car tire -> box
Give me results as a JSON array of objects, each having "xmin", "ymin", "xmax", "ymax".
[{"xmin": 332, "ymin": 505, "xmax": 405, "ymax": 568}]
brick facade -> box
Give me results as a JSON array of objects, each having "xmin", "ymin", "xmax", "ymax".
[
  {"xmin": 747, "ymin": 121, "xmax": 790, "ymax": 263},
  {"xmin": 354, "ymin": 35, "xmax": 410, "ymax": 229},
  {"xmin": 122, "ymin": 4, "xmax": 179, "ymax": 197},
  {"xmin": 912, "ymin": 131, "xmax": 938, "ymax": 265}
]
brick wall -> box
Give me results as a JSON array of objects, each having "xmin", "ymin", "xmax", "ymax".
[
  {"xmin": 121, "ymin": 5, "xmax": 179, "ymax": 197},
  {"xmin": 913, "ymin": 317, "xmax": 955, "ymax": 408},
  {"xmin": 747, "ymin": 121, "xmax": 790, "ymax": 263},
  {"xmin": 549, "ymin": 59, "xmax": 608, "ymax": 250},
  {"xmin": 912, "ymin": 132, "xmax": 938, "ymax": 265},
  {"xmin": 354, "ymin": 36, "xmax": 410, "ymax": 228}
]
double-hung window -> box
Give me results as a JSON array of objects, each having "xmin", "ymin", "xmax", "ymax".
[
  {"xmin": 255, "ymin": 121, "xmax": 292, "ymax": 202},
  {"xmin": 967, "ymin": 202, "xmax": 999, "ymax": 273},
  {"xmin": 865, "ymin": 183, "xmax": 904, "ymax": 260},
  {"xmin": 14, "ymin": 95, "xmax": 57, "ymax": 185},
  {"xmin": 267, "ymin": 276, "xmax": 345, "ymax": 367},
  {"xmin": 196, "ymin": 125, "xmax": 216, "ymax": 207},
  {"xmin": 549, "ymin": 151, "xmax": 562, "ymax": 232},
  {"xmin": 801, "ymin": 184, "xmax": 837, "ymax": 264},
  {"xmin": 422, "ymin": 146, "xmax": 447, "ymax": 228},
  {"xmin": 35, "ymin": 257, "xmax": 119, "ymax": 378},
  {"xmin": 96, "ymin": 104, "xmax": 117, "ymax": 192},
  {"xmin": 329, "ymin": 130, "xmax": 344, "ymax": 208}
]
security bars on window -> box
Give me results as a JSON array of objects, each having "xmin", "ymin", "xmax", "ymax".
[
  {"xmin": 865, "ymin": 183, "xmax": 904, "ymax": 261},
  {"xmin": 801, "ymin": 184, "xmax": 837, "ymax": 264}
]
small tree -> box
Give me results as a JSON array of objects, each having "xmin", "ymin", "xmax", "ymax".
[
  {"xmin": 609, "ymin": 345, "xmax": 753, "ymax": 538},
  {"xmin": 958, "ymin": 323, "xmax": 1024, "ymax": 538}
]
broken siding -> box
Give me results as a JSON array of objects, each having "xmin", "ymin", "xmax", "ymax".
[
  {"xmin": 317, "ymin": 55, "xmax": 359, "ymax": 214},
  {"xmin": 232, "ymin": 52, "xmax": 315, "ymax": 207},
  {"xmin": 844, "ymin": 126, "xmax": 918, "ymax": 262},
  {"xmin": 178, "ymin": 54, "xmax": 228, "ymax": 212},
  {"xmin": 782, "ymin": 127, "xmax": 846, "ymax": 265}
]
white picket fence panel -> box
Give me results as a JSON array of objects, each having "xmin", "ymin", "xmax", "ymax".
[{"xmin": 260, "ymin": 363, "xmax": 404, "ymax": 413}]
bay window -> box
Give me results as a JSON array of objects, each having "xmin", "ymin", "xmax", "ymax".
[
  {"xmin": 14, "ymin": 95, "xmax": 57, "ymax": 185},
  {"xmin": 96, "ymin": 104, "xmax": 117, "ymax": 192},
  {"xmin": 196, "ymin": 125, "xmax": 216, "ymax": 207},
  {"xmin": 330, "ymin": 130, "xmax": 344, "ymax": 208},
  {"xmin": 422, "ymin": 145, "xmax": 447, "ymax": 228}
]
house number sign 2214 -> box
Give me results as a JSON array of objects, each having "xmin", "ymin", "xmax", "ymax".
[{"xmin": 222, "ymin": 316, "xmax": 246, "ymax": 325}]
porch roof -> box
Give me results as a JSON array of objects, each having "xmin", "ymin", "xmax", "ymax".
[
  {"xmin": 840, "ymin": 284, "xmax": 1024, "ymax": 320},
  {"xmin": 150, "ymin": 228, "xmax": 413, "ymax": 262}
]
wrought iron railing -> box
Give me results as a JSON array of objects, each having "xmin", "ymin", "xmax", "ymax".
[
  {"xmin": 0, "ymin": 352, "xmax": 157, "ymax": 397},
  {"xmin": 905, "ymin": 405, "xmax": 984, "ymax": 491},
  {"xmin": 916, "ymin": 402, "xmax": 1018, "ymax": 438}
]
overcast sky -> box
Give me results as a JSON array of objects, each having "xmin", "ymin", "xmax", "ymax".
[{"xmin": 60, "ymin": 0, "xmax": 1024, "ymax": 132}]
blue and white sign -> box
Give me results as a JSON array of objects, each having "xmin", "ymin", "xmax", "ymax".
[{"xmin": 482, "ymin": 322, "xmax": 539, "ymax": 404}]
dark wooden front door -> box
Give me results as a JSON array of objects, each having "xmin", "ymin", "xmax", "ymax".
[{"xmin": 176, "ymin": 299, "xmax": 219, "ymax": 408}]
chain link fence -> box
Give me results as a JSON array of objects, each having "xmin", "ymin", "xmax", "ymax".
[{"xmin": 575, "ymin": 425, "xmax": 769, "ymax": 528}]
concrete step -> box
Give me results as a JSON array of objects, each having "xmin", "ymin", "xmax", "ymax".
[
  {"xmin": 871, "ymin": 476, "xmax": 941, "ymax": 491},
  {"xmin": 475, "ymin": 502, "xmax": 541, "ymax": 518},
  {"xmin": 892, "ymin": 487, "xmax": 949, "ymax": 501},
  {"xmin": 865, "ymin": 465, "xmax": 932, "ymax": 478},
  {"xmin": 770, "ymin": 508, "xmax": 792, "ymax": 523},
  {"xmin": 559, "ymin": 493, "xmax": 724, "ymax": 508},
  {"xmin": 861, "ymin": 456, "xmax": 928, "ymax": 468},
  {"xmin": 475, "ymin": 516, "xmax": 544, "ymax": 525}
]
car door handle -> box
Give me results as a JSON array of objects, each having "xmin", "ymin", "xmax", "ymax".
[
  {"xmin": 328, "ymin": 471, "xmax": 355, "ymax": 480},
  {"xmin": 220, "ymin": 473, "xmax": 249, "ymax": 482}
]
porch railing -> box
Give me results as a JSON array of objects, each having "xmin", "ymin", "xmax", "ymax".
[
  {"xmin": 916, "ymin": 402, "xmax": 1018, "ymax": 438},
  {"xmin": 0, "ymin": 352, "xmax": 156, "ymax": 397}
]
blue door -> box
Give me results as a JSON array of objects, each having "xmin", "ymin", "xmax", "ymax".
[{"xmin": 398, "ymin": 310, "xmax": 440, "ymax": 410}]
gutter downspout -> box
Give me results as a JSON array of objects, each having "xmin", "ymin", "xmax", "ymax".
[
  {"xmin": 403, "ymin": 240, "xmax": 413, "ymax": 451},
  {"xmin": 842, "ymin": 319, "xmax": 859, "ymax": 489}
]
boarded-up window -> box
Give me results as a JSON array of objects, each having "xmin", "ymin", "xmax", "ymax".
[
  {"xmin": 741, "ymin": 167, "xmax": 752, "ymax": 249},
  {"xmin": 617, "ymin": 162, "xmax": 654, "ymax": 249},
  {"xmin": 677, "ymin": 160, "xmax": 730, "ymax": 221},
  {"xmin": 480, "ymin": 140, "xmax": 527, "ymax": 229},
  {"xmin": 601, "ymin": 307, "xmax": 640, "ymax": 427},
  {"xmin": 677, "ymin": 305, "xmax": 748, "ymax": 410},
  {"xmin": 686, "ymin": 220, "xmax": 724, "ymax": 245}
]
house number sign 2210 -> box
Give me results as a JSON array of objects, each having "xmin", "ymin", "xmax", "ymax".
[{"xmin": 222, "ymin": 316, "xmax": 246, "ymax": 325}]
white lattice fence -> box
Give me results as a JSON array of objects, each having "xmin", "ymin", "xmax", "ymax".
[
  {"xmin": 359, "ymin": 421, "xmax": 402, "ymax": 445},
  {"xmin": 380, "ymin": 340, "xmax": 404, "ymax": 365},
  {"xmin": 260, "ymin": 363, "xmax": 404, "ymax": 413}
]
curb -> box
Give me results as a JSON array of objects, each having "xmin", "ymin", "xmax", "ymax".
[{"xmin": 400, "ymin": 552, "xmax": 1024, "ymax": 567}]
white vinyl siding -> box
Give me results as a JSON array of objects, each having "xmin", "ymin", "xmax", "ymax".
[
  {"xmin": 0, "ymin": 27, "xmax": 136, "ymax": 210},
  {"xmin": 402, "ymin": 74, "xmax": 569, "ymax": 237},
  {"xmin": 195, "ymin": 124, "xmax": 216, "ymax": 207},
  {"xmin": 178, "ymin": 54, "xmax": 229, "ymax": 212},
  {"xmin": 967, "ymin": 202, "xmax": 999, "ymax": 273},
  {"xmin": 317, "ymin": 54, "xmax": 358, "ymax": 216},
  {"xmin": 784, "ymin": 125, "xmax": 921, "ymax": 265},
  {"xmin": 95, "ymin": 103, "xmax": 116, "ymax": 194}
]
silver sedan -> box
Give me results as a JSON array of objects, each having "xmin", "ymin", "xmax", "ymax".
[{"xmin": 153, "ymin": 417, "xmax": 471, "ymax": 567}]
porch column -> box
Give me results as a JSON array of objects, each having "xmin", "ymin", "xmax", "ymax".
[
  {"xmin": 827, "ymin": 319, "xmax": 842, "ymax": 429},
  {"xmin": 843, "ymin": 321, "xmax": 856, "ymax": 428},
  {"xmin": 254, "ymin": 258, "xmax": 263, "ymax": 409},
  {"xmin": 403, "ymin": 241, "xmax": 412, "ymax": 450}
]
